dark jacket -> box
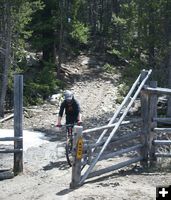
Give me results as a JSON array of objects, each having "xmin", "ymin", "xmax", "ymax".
[{"xmin": 59, "ymin": 98, "xmax": 80, "ymax": 124}]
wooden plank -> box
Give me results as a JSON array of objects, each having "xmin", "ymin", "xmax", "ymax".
[
  {"xmin": 85, "ymin": 156, "xmax": 143, "ymax": 180},
  {"xmin": 154, "ymin": 128, "xmax": 171, "ymax": 133},
  {"xmin": 0, "ymin": 149, "xmax": 22, "ymax": 153},
  {"xmin": 155, "ymin": 153, "xmax": 171, "ymax": 157},
  {"xmin": 0, "ymin": 137, "xmax": 22, "ymax": 141},
  {"xmin": 154, "ymin": 140, "xmax": 171, "ymax": 145},
  {"xmin": 153, "ymin": 118, "xmax": 171, "ymax": 123},
  {"xmin": 145, "ymin": 87, "xmax": 171, "ymax": 95}
]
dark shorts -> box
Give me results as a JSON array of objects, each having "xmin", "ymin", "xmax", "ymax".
[{"xmin": 66, "ymin": 115, "xmax": 78, "ymax": 125}]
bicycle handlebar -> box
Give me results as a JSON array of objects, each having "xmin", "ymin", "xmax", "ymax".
[
  {"xmin": 56, "ymin": 122, "xmax": 82, "ymax": 128},
  {"xmin": 56, "ymin": 124, "xmax": 74, "ymax": 128}
]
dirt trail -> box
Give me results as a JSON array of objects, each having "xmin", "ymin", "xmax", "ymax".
[{"xmin": 0, "ymin": 55, "xmax": 171, "ymax": 200}]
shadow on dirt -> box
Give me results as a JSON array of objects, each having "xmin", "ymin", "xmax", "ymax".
[
  {"xmin": 56, "ymin": 188, "xmax": 75, "ymax": 197},
  {"xmin": 83, "ymin": 163, "xmax": 171, "ymax": 186},
  {"xmin": 43, "ymin": 160, "xmax": 70, "ymax": 171},
  {"xmin": 83, "ymin": 165, "xmax": 145, "ymax": 185},
  {"xmin": 34, "ymin": 127, "xmax": 67, "ymax": 142}
]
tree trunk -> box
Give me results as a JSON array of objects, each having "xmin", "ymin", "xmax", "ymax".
[
  {"xmin": 57, "ymin": 0, "xmax": 64, "ymax": 79},
  {"xmin": 0, "ymin": 2, "xmax": 11, "ymax": 117},
  {"xmin": 167, "ymin": 50, "xmax": 171, "ymax": 116},
  {"xmin": 165, "ymin": 0, "xmax": 171, "ymax": 116},
  {"xmin": 148, "ymin": 3, "xmax": 155, "ymax": 70}
]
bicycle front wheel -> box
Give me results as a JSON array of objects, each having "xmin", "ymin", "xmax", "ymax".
[{"xmin": 65, "ymin": 138, "xmax": 73, "ymax": 167}]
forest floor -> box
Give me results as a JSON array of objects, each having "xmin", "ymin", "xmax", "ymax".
[{"xmin": 0, "ymin": 54, "xmax": 171, "ymax": 200}]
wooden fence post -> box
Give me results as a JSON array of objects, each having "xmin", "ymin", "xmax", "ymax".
[
  {"xmin": 140, "ymin": 70, "xmax": 150, "ymax": 167},
  {"xmin": 148, "ymin": 81, "xmax": 157, "ymax": 167},
  {"xmin": 140, "ymin": 89, "xmax": 149, "ymax": 168},
  {"xmin": 70, "ymin": 125, "xmax": 83, "ymax": 189},
  {"xmin": 13, "ymin": 74, "xmax": 23, "ymax": 175},
  {"xmin": 140, "ymin": 80, "xmax": 158, "ymax": 168}
]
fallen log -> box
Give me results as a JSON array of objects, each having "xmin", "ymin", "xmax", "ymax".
[
  {"xmin": 0, "ymin": 170, "xmax": 14, "ymax": 180},
  {"xmin": 0, "ymin": 114, "xmax": 14, "ymax": 123}
]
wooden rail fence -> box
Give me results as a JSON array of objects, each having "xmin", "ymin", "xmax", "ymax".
[{"xmin": 144, "ymin": 81, "xmax": 171, "ymax": 162}]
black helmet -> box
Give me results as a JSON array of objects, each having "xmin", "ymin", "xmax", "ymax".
[{"xmin": 64, "ymin": 90, "xmax": 73, "ymax": 101}]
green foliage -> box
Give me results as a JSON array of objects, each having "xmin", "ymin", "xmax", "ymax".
[
  {"xmin": 118, "ymin": 82, "xmax": 129, "ymax": 96},
  {"xmin": 11, "ymin": 0, "xmax": 44, "ymax": 61},
  {"xmin": 116, "ymin": 62, "xmax": 142, "ymax": 104},
  {"xmin": 112, "ymin": 13, "xmax": 127, "ymax": 26},
  {"xmin": 107, "ymin": 49, "xmax": 122, "ymax": 59},
  {"xmin": 115, "ymin": 82, "xmax": 130, "ymax": 104},
  {"xmin": 71, "ymin": 21, "xmax": 89, "ymax": 44},
  {"xmin": 71, "ymin": 0, "xmax": 82, "ymax": 21},
  {"xmin": 28, "ymin": 0, "xmax": 56, "ymax": 53},
  {"xmin": 123, "ymin": 62, "xmax": 142, "ymax": 80},
  {"xmin": 23, "ymin": 61, "xmax": 65, "ymax": 105},
  {"xmin": 103, "ymin": 63, "xmax": 117, "ymax": 74}
]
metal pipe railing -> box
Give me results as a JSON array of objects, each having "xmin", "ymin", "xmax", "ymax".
[
  {"xmin": 80, "ymin": 69, "xmax": 152, "ymax": 185},
  {"xmin": 87, "ymin": 156, "xmax": 143, "ymax": 180},
  {"xmin": 99, "ymin": 144, "xmax": 143, "ymax": 161},
  {"xmin": 94, "ymin": 71, "xmax": 143, "ymax": 146},
  {"xmin": 89, "ymin": 131, "xmax": 141, "ymax": 149},
  {"xmin": 82, "ymin": 118, "xmax": 142, "ymax": 134}
]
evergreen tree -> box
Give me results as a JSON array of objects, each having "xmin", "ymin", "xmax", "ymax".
[{"xmin": 0, "ymin": 0, "xmax": 42, "ymax": 116}]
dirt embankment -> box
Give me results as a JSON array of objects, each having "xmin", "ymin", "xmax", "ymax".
[{"xmin": 0, "ymin": 55, "xmax": 171, "ymax": 200}]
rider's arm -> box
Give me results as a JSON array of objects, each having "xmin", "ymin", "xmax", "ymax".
[
  {"xmin": 57, "ymin": 116, "xmax": 62, "ymax": 126},
  {"xmin": 57, "ymin": 101, "xmax": 65, "ymax": 126},
  {"xmin": 74, "ymin": 99, "xmax": 82, "ymax": 123},
  {"xmin": 77, "ymin": 113, "xmax": 82, "ymax": 122}
]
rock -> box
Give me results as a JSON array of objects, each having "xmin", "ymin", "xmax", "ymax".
[
  {"xmin": 81, "ymin": 57, "xmax": 89, "ymax": 65},
  {"xmin": 49, "ymin": 93, "xmax": 63, "ymax": 105}
]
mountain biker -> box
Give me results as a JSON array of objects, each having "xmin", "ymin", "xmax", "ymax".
[{"xmin": 56, "ymin": 90, "xmax": 82, "ymax": 127}]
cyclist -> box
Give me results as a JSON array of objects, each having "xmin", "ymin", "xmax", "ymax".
[{"xmin": 56, "ymin": 90, "xmax": 82, "ymax": 127}]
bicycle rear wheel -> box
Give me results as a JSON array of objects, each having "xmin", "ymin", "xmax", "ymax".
[{"xmin": 65, "ymin": 137, "xmax": 73, "ymax": 167}]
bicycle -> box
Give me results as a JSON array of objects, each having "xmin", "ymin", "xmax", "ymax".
[
  {"xmin": 57, "ymin": 123, "xmax": 88, "ymax": 169},
  {"xmin": 57, "ymin": 123, "xmax": 81, "ymax": 167}
]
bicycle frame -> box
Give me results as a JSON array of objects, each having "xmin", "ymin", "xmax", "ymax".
[
  {"xmin": 65, "ymin": 125, "xmax": 74, "ymax": 167},
  {"xmin": 66, "ymin": 126, "xmax": 73, "ymax": 137}
]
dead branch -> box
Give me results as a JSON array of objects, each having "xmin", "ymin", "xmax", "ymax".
[{"xmin": 0, "ymin": 113, "xmax": 14, "ymax": 123}]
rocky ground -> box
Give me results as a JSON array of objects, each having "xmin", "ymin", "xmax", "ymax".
[{"xmin": 0, "ymin": 54, "xmax": 171, "ymax": 200}]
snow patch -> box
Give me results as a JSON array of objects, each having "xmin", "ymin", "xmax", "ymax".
[{"xmin": 0, "ymin": 129, "xmax": 49, "ymax": 151}]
